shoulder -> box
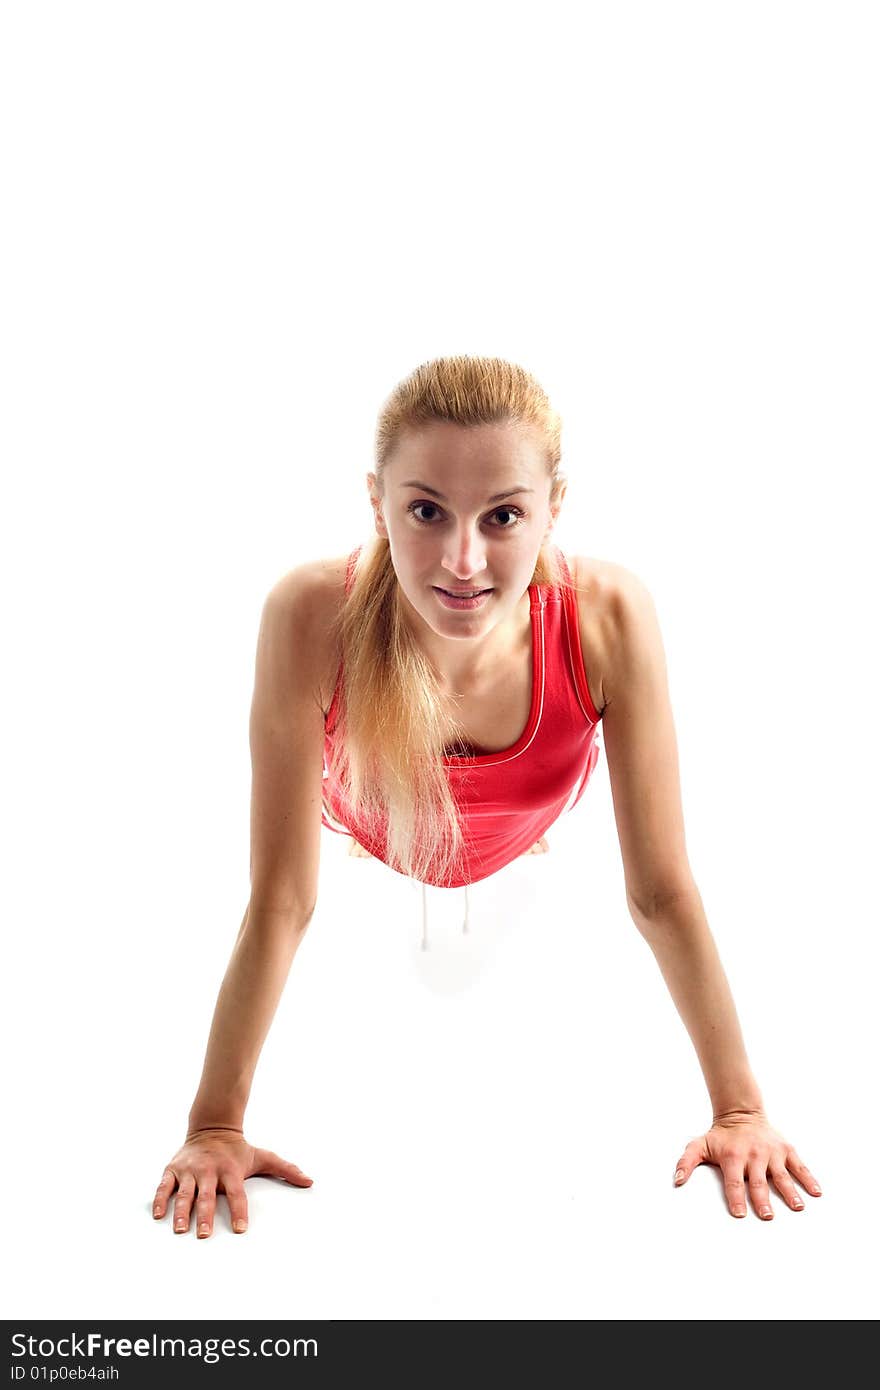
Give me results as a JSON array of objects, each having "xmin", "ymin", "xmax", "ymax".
[
  {"xmin": 565, "ymin": 555, "xmax": 658, "ymax": 714},
  {"xmin": 569, "ymin": 560, "xmax": 692, "ymax": 914},
  {"xmin": 261, "ymin": 553, "xmax": 352, "ymax": 715},
  {"xmin": 267, "ymin": 552, "xmax": 351, "ymax": 601}
]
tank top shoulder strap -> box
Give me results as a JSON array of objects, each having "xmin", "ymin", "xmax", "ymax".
[{"xmin": 550, "ymin": 542, "xmax": 603, "ymax": 725}]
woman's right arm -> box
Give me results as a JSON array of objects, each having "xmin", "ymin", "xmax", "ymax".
[{"xmin": 152, "ymin": 564, "xmax": 330, "ymax": 1238}]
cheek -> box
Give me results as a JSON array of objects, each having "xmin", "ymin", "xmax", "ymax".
[{"xmin": 510, "ymin": 527, "xmax": 543, "ymax": 562}]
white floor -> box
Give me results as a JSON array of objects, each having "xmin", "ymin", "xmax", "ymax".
[{"xmin": 6, "ymin": 794, "xmax": 876, "ymax": 1322}]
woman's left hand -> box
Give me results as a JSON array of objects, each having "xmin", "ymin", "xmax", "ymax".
[{"xmin": 672, "ymin": 1109, "xmax": 823, "ymax": 1219}]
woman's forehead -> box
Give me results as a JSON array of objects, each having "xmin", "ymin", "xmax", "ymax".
[{"xmin": 386, "ymin": 420, "xmax": 547, "ymax": 481}]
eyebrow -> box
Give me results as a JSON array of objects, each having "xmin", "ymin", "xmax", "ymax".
[{"xmin": 399, "ymin": 480, "xmax": 535, "ymax": 503}]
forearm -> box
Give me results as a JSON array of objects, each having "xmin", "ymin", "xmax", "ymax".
[
  {"xmin": 630, "ymin": 886, "xmax": 765, "ymax": 1118},
  {"xmin": 187, "ymin": 903, "xmax": 310, "ymax": 1134}
]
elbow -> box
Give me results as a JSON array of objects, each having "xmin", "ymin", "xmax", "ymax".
[
  {"xmin": 626, "ymin": 877, "xmax": 700, "ymax": 929},
  {"xmin": 246, "ymin": 894, "xmax": 317, "ymax": 936}
]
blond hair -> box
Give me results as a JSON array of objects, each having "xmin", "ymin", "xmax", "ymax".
[{"xmin": 324, "ymin": 355, "xmax": 578, "ymax": 886}]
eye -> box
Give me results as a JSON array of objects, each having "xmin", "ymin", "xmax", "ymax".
[
  {"xmin": 408, "ymin": 501, "xmax": 443, "ymax": 524},
  {"xmin": 407, "ymin": 502, "xmax": 525, "ymax": 528}
]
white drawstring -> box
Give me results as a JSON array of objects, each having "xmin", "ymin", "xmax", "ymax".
[{"xmin": 419, "ymin": 881, "xmax": 471, "ymax": 950}]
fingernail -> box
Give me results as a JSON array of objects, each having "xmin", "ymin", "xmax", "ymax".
[
  {"xmin": 733, "ymin": 1205, "xmax": 746, "ymax": 1217},
  {"xmin": 813, "ymin": 1185, "xmax": 822, "ymax": 1195},
  {"xmin": 233, "ymin": 1219, "xmax": 247, "ymax": 1233},
  {"xmin": 793, "ymin": 1200, "xmax": 804, "ymax": 1210},
  {"xmin": 760, "ymin": 1206, "xmax": 773, "ymax": 1219},
  {"xmin": 198, "ymin": 1223, "xmax": 210, "ymax": 1237},
  {"xmin": 174, "ymin": 1220, "xmax": 186, "ymax": 1232},
  {"xmin": 153, "ymin": 1206, "xmax": 162, "ymax": 1218},
  {"xmin": 674, "ymin": 1169, "xmax": 685, "ymax": 1184}
]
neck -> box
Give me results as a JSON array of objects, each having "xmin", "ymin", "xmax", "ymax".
[{"xmin": 399, "ymin": 587, "xmax": 532, "ymax": 693}]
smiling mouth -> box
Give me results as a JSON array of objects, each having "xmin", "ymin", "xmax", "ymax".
[{"xmin": 434, "ymin": 587, "xmax": 492, "ymax": 597}]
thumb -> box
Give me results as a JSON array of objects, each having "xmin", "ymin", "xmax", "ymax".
[
  {"xmin": 673, "ymin": 1137, "xmax": 707, "ymax": 1186},
  {"xmin": 252, "ymin": 1147, "xmax": 314, "ymax": 1186}
]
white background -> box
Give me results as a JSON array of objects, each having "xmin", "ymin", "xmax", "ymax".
[{"xmin": 3, "ymin": 0, "xmax": 878, "ymax": 1321}]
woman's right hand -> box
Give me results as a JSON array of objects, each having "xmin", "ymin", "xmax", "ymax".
[{"xmin": 152, "ymin": 1128, "xmax": 314, "ymax": 1238}]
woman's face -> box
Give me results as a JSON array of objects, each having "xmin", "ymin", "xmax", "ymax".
[{"xmin": 367, "ymin": 420, "xmax": 563, "ymax": 647}]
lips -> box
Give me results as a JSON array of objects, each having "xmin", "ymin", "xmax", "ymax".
[{"xmin": 435, "ymin": 587, "xmax": 492, "ymax": 596}]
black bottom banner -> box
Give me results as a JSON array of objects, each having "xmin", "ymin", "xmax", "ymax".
[{"xmin": 4, "ymin": 1319, "xmax": 576, "ymax": 1384}]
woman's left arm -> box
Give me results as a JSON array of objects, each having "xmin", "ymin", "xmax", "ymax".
[
  {"xmin": 629, "ymin": 883, "xmax": 821, "ymax": 1217},
  {"xmin": 580, "ymin": 560, "xmax": 823, "ymax": 1220}
]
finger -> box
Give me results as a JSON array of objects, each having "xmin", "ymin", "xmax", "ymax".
[
  {"xmin": 153, "ymin": 1168, "xmax": 178, "ymax": 1220},
  {"xmin": 786, "ymin": 1150, "xmax": 822, "ymax": 1197},
  {"xmin": 195, "ymin": 1183, "xmax": 217, "ymax": 1240},
  {"xmin": 173, "ymin": 1176, "xmax": 196, "ymax": 1234},
  {"xmin": 252, "ymin": 1148, "xmax": 314, "ymax": 1186},
  {"xmin": 746, "ymin": 1156, "xmax": 774, "ymax": 1220},
  {"xmin": 672, "ymin": 1139, "xmax": 704, "ymax": 1185},
  {"xmin": 222, "ymin": 1179, "xmax": 250, "ymax": 1235},
  {"xmin": 769, "ymin": 1163, "xmax": 805, "ymax": 1212},
  {"xmin": 720, "ymin": 1157, "xmax": 749, "ymax": 1218}
]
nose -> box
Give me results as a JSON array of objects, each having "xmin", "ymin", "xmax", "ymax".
[{"xmin": 440, "ymin": 522, "xmax": 489, "ymax": 583}]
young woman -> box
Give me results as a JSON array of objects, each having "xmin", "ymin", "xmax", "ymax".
[{"xmin": 152, "ymin": 355, "xmax": 822, "ymax": 1238}]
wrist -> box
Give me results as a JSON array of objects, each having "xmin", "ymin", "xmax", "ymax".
[
  {"xmin": 188, "ymin": 1106, "xmax": 245, "ymax": 1136},
  {"xmin": 711, "ymin": 1093, "xmax": 766, "ymax": 1124},
  {"xmin": 712, "ymin": 1104, "xmax": 766, "ymax": 1121},
  {"xmin": 710, "ymin": 1080, "xmax": 765, "ymax": 1122},
  {"xmin": 185, "ymin": 1122, "xmax": 245, "ymax": 1143}
]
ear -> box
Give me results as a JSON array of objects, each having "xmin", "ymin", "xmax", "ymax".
[
  {"xmin": 367, "ymin": 472, "xmax": 388, "ymax": 538},
  {"xmin": 543, "ymin": 482, "xmax": 566, "ymax": 539}
]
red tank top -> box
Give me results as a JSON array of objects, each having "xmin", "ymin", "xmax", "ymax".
[{"xmin": 321, "ymin": 544, "xmax": 603, "ymax": 887}]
